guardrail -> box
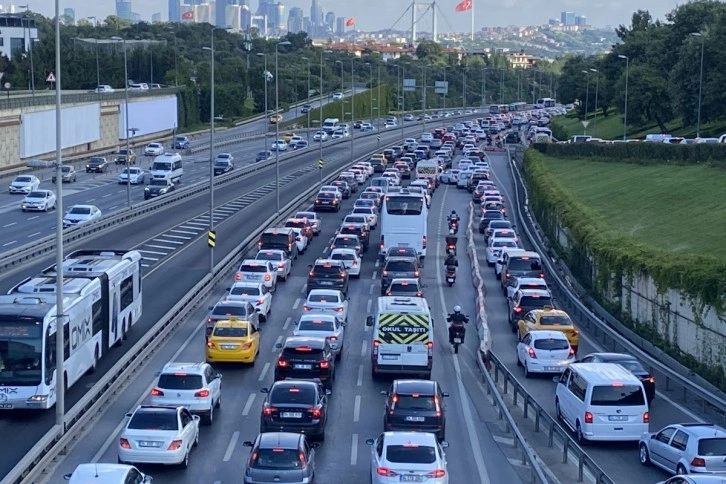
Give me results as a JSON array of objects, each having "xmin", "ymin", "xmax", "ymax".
[
  {"xmin": 2, "ymin": 123, "xmax": 388, "ymax": 484},
  {"xmin": 465, "ymin": 202, "xmax": 551, "ymax": 484},
  {"xmin": 507, "ymin": 148, "xmax": 726, "ymax": 426}
]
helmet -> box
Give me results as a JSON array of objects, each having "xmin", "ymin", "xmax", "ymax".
[
  {"xmin": 451, "ymin": 210, "xmax": 457, "ymax": 214},
  {"xmin": 449, "ymin": 229, "xmax": 455, "ymax": 235},
  {"xmin": 453, "ymin": 305, "xmax": 462, "ymax": 314}
]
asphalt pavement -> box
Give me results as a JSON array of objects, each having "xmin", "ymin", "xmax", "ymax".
[{"xmin": 49, "ymin": 164, "xmax": 530, "ymax": 484}]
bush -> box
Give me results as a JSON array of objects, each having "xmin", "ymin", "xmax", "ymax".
[{"xmin": 532, "ymin": 142, "xmax": 726, "ymax": 167}]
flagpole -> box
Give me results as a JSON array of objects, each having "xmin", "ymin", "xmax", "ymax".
[{"xmin": 471, "ymin": 0, "xmax": 474, "ymax": 41}]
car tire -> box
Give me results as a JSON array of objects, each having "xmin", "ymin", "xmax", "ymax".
[
  {"xmin": 516, "ymin": 351, "xmax": 522, "ymax": 367},
  {"xmin": 638, "ymin": 443, "xmax": 651, "ymax": 466},
  {"xmin": 204, "ymin": 406, "xmax": 214, "ymax": 426},
  {"xmin": 193, "ymin": 430, "xmax": 199, "ymax": 447},
  {"xmin": 576, "ymin": 422, "xmax": 586, "ymax": 445},
  {"xmin": 523, "ymin": 363, "xmax": 531, "ymax": 378},
  {"xmin": 676, "ymin": 464, "xmax": 687, "ymax": 475},
  {"xmin": 179, "ymin": 451, "xmax": 189, "ymax": 469}
]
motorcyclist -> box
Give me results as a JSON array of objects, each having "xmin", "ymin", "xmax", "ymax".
[
  {"xmin": 444, "ymin": 251, "xmax": 458, "ymax": 269},
  {"xmin": 445, "ymin": 229, "xmax": 457, "ymax": 254},
  {"xmin": 447, "ymin": 210, "xmax": 459, "ymax": 223},
  {"xmin": 447, "ymin": 305, "xmax": 469, "ymax": 344}
]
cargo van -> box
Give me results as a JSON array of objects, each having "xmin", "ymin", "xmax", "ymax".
[
  {"xmin": 500, "ymin": 250, "xmax": 544, "ymax": 289},
  {"xmin": 150, "ymin": 152, "xmax": 183, "ymax": 183},
  {"xmin": 257, "ymin": 227, "xmax": 298, "ymax": 259},
  {"xmin": 554, "ymin": 363, "xmax": 650, "ymax": 444},
  {"xmin": 367, "ymin": 296, "xmax": 432, "ymax": 379}
]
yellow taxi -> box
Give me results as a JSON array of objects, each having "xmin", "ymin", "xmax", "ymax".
[
  {"xmin": 205, "ymin": 318, "xmax": 260, "ymax": 364},
  {"xmin": 283, "ymin": 132, "xmax": 295, "ymax": 143},
  {"xmin": 516, "ymin": 306, "xmax": 579, "ymax": 353},
  {"xmin": 370, "ymin": 153, "xmax": 386, "ymax": 164},
  {"xmin": 269, "ymin": 113, "xmax": 283, "ymax": 124}
]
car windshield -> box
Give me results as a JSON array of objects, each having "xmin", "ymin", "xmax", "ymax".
[
  {"xmin": 307, "ymin": 293, "xmax": 340, "ymax": 303},
  {"xmin": 298, "ymin": 319, "xmax": 335, "ymax": 331},
  {"xmin": 27, "ymin": 191, "xmax": 46, "ymax": 198},
  {"xmin": 610, "ymin": 359, "xmax": 646, "ymax": 373},
  {"xmin": 395, "ymin": 394, "xmax": 435, "ymax": 410},
  {"xmin": 152, "ymin": 162, "xmax": 172, "ymax": 171},
  {"xmin": 493, "ymin": 240, "xmax": 518, "ymax": 248},
  {"xmin": 539, "ymin": 315, "xmax": 572, "ymax": 326},
  {"xmin": 385, "ymin": 445, "xmax": 437, "ymax": 464},
  {"xmin": 0, "ymin": 319, "xmax": 43, "ymax": 385},
  {"xmin": 128, "ymin": 411, "xmax": 179, "ymax": 431},
  {"xmin": 253, "ymin": 448, "xmax": 302, "ymax": 470},
  {"xmin": 256, "ymin": 252, "xmax": 282, "ymax": 261},
  {"xmin": 15, "ymin": 176, "xmax": 32, "ymax": 182},
  {"xmin": 313, "ymin": 264, "xmax": 342, "ymax": 275},
  {"xmin": 61, "ymin": 166, "xmax": 71, "ymax": 173},
  {"xmin": 215, "ymin": 161, "xmax": 229, "ymax": 166},
  {"xmin": 212, "ymin": 305, "xmax": 249, "ymax": 317},
  {"xmin": 149, "ymin": 179, "xmax": 168, "ymax": 187},
  {"xmin": 68, "ymin": 207, "xmax": 91, "ymax": 215},
  {"xmin": 520, "ymin": 295, "xmax": 552, "ymax": 307},
  {"xmin": 230, "ymin": 286, "xmax": 260, "ymax": 296},
  {"xmin": 390, "ymin": 283, "xmax": 417, "ymax": 293},
  {"xmin": 345, "ymin": 217, "xmax": 366, "ymax": 224},
  {"xmin": 331, "ymin": 252, "xmax": 355, "ymax": 261},
  {"xmin": 317, "ymin": 193, "xmax": 334, "ymax": 200},
  {"xmin": 384, "ymin": 196, "xmax": 424, "ymax": 215},
  {"xmin": 385, "ymin": 261, "xmax": 415, "ymax": 272},
  {"xmin": 157, "ymin": 373, "xmax": 202, "ymax": 390},
  {"xmin": 509, "ymin": 257, "xmax": 542, "ymax": 272},
  {"xmin": 270, "ymin": 386, "xmax": 316, "ymax": 405},
  {"xmin": 334, "ymin": 238, "xmax": 357, "ymax": 247},
  {"xmin": 352, "ymin": 208, "xmax": 372, "ymax": 215},
  {"xmin": 698, "ymin": 438, "xmax": 726, "ymax": 456},
  {"xmin": 590, "ymin": 385, "xmax": 645, "ymax": 406},
  {"xmin": 90, "ymin": 158, "xmax": 105, "ymax": 164},
  {"xmin": 533, "ymin": 338, "xmax": 569, "ymax": 350},
  {"xmin": 212, "ymin": 326, "xmax": 248, "ymax": 337}
]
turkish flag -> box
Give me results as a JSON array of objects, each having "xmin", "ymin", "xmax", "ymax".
[
  {"xmin": 455, "ymin": 0, "xmax": 472, "ymax": 12},
  {"xmin": 345, "ymin": 17, "xmax": 355, "ymax": 27},
  {"xmin": 181, "ymin": 10, "xmax": 194, "ymax": 20}
]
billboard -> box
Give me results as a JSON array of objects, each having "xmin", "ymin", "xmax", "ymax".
[
  {"xmin": 118, "ymin": 96, "xmax": 178, "ymax": 140},
  {"xmin": 20, "ymin": 104, "xmax": 101, "ymax": 158}
]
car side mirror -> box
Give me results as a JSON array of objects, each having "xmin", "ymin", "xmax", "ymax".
[
  {"xmin": 380, "ymin": 390, "xmax": 388, "ymax": 396},
  {"xmin": 650, "ymin": 434, "xmax": 656, "ymax": 440},
  {"xmin": 143, "ymin": 476, "xmax": 153, "ymax": 484},
  {"xmin": 308, "ymin": 264, "xmax": 313, "ymax": 268},
  {"xmin": 275, "ymin": 342, "xmax": 283, "ymax": 349},
  {"xmin": 260, "ymin": 387, "xmax": 270, "ymax": 394},
  {"xmin": 440, "ymin": 441, "xmax": 450, "ymax": 448},
  {"xmin": 442, "ymin": 392, "xmax": 450, "ymax": 397},
  {"xmin": 366, "ymin": 316, "xmax": 374, "ymax": 327},
  {"xmin": 64, "ymin": 474, "xmax": 72, "ymax": 481},
  {"xmin": 365, "ymin": 438, "xmax": 375, "ymax": 445},
  {"xmin": 325, "ymin": 389, "xmax": 332, "ymax": 396},
  {"xmin": 208, "ymin": 306, "xmax": 213, "ymax": 310},
  {"xmin": 242, "ymin": 441, "xmax": 254, "ymax": 447},
  {"xmin": 125, "ymin": 412, "xmax": 133, "ymax": 418},
  {"xmin": 552, "ymin": 376, "xmax": 561, "ymax": 383},
  {"xmin": 312, "ymin": 441, "xmax": 322, "ymax": 448},
  {"xmin": 226, "ymin": 288, "xmax": 231, "ymax": 291}
]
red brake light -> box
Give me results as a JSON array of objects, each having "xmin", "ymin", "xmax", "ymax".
[
  {"xmin": 195, "ymin": 389, "xmax": 210, "ymax": 398},
  {"xmin": 235, "ymin": 273, "xmax": 241, "ymax": 280},
  {"xmin": 643, "ymin": 412, "xmax": 650, "ymax": 423},
  {"xmin": 691, "ymin": 457, "xmax": 706, "ymax": 467},
  {"xmin": 568, "ymin": 348, "xmax": 575, "ymax": 358},
  {"xmin": 427, "ymin": 469, "xmax": 446, "ymax": 478},
  {"xmin": 584, "ymin": 411, "xmax": 593, "ymax": 424},
  {"xmin": 119, "ymin": 438, "xmax": 131, "ymax": 449},
  {"xmin": 150, "ymin": 388, "xmax": 164, "ymax": 397},
  {"xmin": 309, "ymin": 407, "xmax": 323, "ymax": 418},
  {"xmin": 206, "ymin": 341, "xmax": 216, "ymax": 349},
  {"xmin": 263, "ymin": 405, "xmax": 275, "ymax": 416},
  {"xmin": 296, "ymin": 346, "xmax": 312, "ymax": 352},
  {"xmin": 278, "ymin": 262, "xmax": 285, "ymax": 268},
  {"xmin": 527, "ymin": 347, "xmax": 537, "ymax": 359},
  {"xmin": 327, "ymin": 336, "xmax": 338, "ymax": 341},
  {"xmin": 168, "ymin": 439, "xmax": 183, "ymax": 450},
  {"xmin": 514, "ymin": 306, "xmax": 522, "ymax": 313},
  {"xmin": 257, "ymin": 298, "xmax": 265, "ymax": 305},
  {"xmin": 647, "ymin": 377, "xmax": 655, "ymax": 383},
  {"xmin": 377, "ymin": 467, "xmax": 397, "ymax": 477},
  {"xmin": 382, "ymin": 270, "xmax": 388, "ymax": 277},
  {"xmin": 264, "ymin": 274, "xmax": 271, "ymax": 281},
  {"xmin": 277, "ymin": 358, "xmax": 288, "ymax": 367},
  {"xmin": 319, "ymin": 360, "xmax": 330, "ymax": 369}
]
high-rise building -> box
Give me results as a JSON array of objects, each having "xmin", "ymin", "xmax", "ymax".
[
  {"xmin": 575, "ymin": 15, "xmax": 587, "ymax": 26},
  {"xmin": 288, "ymin": 6, "xmax": 303, "ymax": 32},
  {"xmin": 63, "ymin": 8, "xmax": 75, "ymax": 24},
  {"xmin": 194, "ymin": 2, "xmax": 215, "ymax": 23},
  {"xmin": 324, "ymin": 11, "xmax": 334, "ymax": 31},
  {"xmin": 116, "ymin": 0, "xmax": 132, "ymax": 20},
  {"xmin": 152, "ymin": 12, "xmax": 162, "ymax": 22},
  {"xmin": 131, "ymin": 11, "xmax": 141, "ymax": 23},
  {"xmin": 310, "ymin": 0, "xmax": 322, "ymax": 26},
  {"xmin": 217, "ymin": 0, "xmax": 243, "ymax": 28},
  {"xmin": 335, "ymin": 16, "xmax": 344, "ymax": 34},
  {"xmin": 225, "ymin": 4, "xmax": 243, "ymax": 29},
  {"xmin": 560, "ymin": 11, "xmax": 575, "ymax": 25},
  {"xmin": 275, "ymin": 3, "xmax": 285, "ymax": 31},
  {"xmin": 168, "ymin": 0, "xmax": 179, "ymax": 21},
  {"xmin": 241, "ymin": 4, "xmax": 252, "ymax": 30}
]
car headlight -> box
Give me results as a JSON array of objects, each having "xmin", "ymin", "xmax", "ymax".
[
  {"xmin": 160, "ymin": 189, "xmax": 167, "ymax": 194},
  {"xmin": 144, "ymin": 187, "xmax": 149, "ymax": 192}
]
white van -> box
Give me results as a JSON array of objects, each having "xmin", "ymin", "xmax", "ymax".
[
  {"xmin": 150, "ymin": 152, "xmax": 183, "ymax": 183},
  {"xmin": 366, "ymin": 296, "xmax": 432, "ymax": 379},
  {"xmin": 322, "ymin": 117, "xmax": 339, "ymax": 134},
  {"xmin": 554, "ymin": 363, "xmax": 650, "ymax": 444}
]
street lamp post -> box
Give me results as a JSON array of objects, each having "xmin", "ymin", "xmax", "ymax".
[
  {"xmin": 319, "ymin": 50, "xmax": 325, "ymax": 182},
  {"xmin": 462, "ymin": 68, "xmax": 467, "ymax": 109},
  {"xmin": 301, "ymin": 56, "xmax": 311, "ymax": 142},
  {"xmin": 256, "ymin": 53, "xmax": 269, "ymax": 154},
  {"xmin": 481, "ymin": 68, "xmax": 486, "ymax": 106},
  {"xmin": 377, "ymin": 64, "xmax": 381, "ymax": 132},
  {"xmin": 336, "ymin": 60, "xmax": 344, "ymax": 122},
  {"xmin": 169, "ymin": 28, "xmax": 179, "ymax": 86},
  {"xmin": 203, "ymin": 29, "xmax": 216, "ymax": 273},
  {"xmin": 499, "ymin": 69, "xmax": 504, "ymax": 104},
  {"xmin": 350, "ymin": 60, "xmax": 355, "ymax": 163},
  {"xmin": 691, "ymin": 32, "xmax": 705, "ymax": 138},
  {"xmin": 400, "ymin": 64, "xmax": 406, "ymax": 139},
  {"xmin": 420, "ymin": 65, "xmax": 427, "ymax": 133},
  {"xmin": 87, "ymin": 16, "xmax": 100, "ymax": 90},
  {"xmin": 111, "ymin": 36, "xmax": 133, "ymax": 208},
  {"xmin": 274, "ymin": 41, "xmax": 291, "ymax": 213},
  {"xmin": 149, "ymin": 40, "xmax": 154, "ymax": 86},
  {"xmin": 618, "ymin": 54, "xmax": 629, "ymax": 140},
  {"xmin": 19, "ymin": 5, "xmax": 35, "ymax": 94},
  {"xmin": 365, "ymin": 62, "xmax": 373, "ymax": 124},
  {"xmin": 582, "ymin": 70, "xmax": 590, "ymax": 135},
  {"xmin": 590, "ymin": 68, "xmax": 599, "ymax": 131}
]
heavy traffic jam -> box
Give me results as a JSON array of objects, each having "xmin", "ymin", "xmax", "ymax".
[{"xmin": 10, "ymin": 105, "xmax": 719, "ymax": 484}]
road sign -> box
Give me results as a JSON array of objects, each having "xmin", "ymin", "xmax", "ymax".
[
  {"xmin": 318, "ymin": 159, "xmax": 324, "ymax": 169},
  {"xmin": 207, "ymin": 230, "xmax": 216, "ymax": 248},
  {"xmin": 581, "ymin": 120, "xmax": 589, "ymax": 129},
  {"xmin": 434, "ymin": 81, "xmax": 448, "ymax": 94},
  {"xmin": 403, "ymin": 78, "xmax": 416, "ymax": 92},
  {"xmin": 46, "ymin": 72, "xmax": 56, "ymax": 83}
]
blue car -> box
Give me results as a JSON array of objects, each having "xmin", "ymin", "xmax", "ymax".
[{"xmin": 172, "ymin": 135, "xmax": 190, "ymax": 149}]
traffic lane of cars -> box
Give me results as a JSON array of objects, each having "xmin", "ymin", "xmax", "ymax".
[
  {"xmin": 483, "ymin": 151, "xmax": 688, "ymax": 483},
  {"xmin": 0, "ymin": 135, "xmax": 382, "ymax": 476}
]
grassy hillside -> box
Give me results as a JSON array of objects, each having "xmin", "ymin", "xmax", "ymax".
[{"xmin": 283, "ymin": 85, "xmax": 392, "ymax": 129}]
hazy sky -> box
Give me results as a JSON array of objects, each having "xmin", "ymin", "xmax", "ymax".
[{"xmin": 33, "ymin": 1, "xmax": 674, "ymax": 31}]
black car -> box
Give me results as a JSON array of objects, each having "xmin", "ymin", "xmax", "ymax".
[
  {"xmin": 380, "ymin": 256, "xmax": 421, "ymax": 295},
  {"xmin": 256, "ymin": 150, "xmax": 272, "ymax": 162},
  {"xmin": 213, "ymin": 160, "xmax": 233, "ymax": 175},
  {"xmin": 338, "ymin": 224, "xmax": 370, "ymax": 250},
  {"xmin": 505, "ymin": 132, "xmax": 521, "ymax": 144},
  {"xmin": 144, "ymin": 178, "xmax": 175, "ymax": 200},
  {"xmin": 330, "ymin": 180, "xmax": 351, "ymax": 199},
  {"xmin": 384, "ymin": 246, "xmax": 419, "ymax": 263},
  {"xmin": 85, "ymin": 157, "xmax": 108, "ymax": 173},
  {"xmin": 577, "ymin": 353, "xmax": 656, "ymax": 403},
  {"xmin": 260, "ymin": 379, "xmax": 330, "ymax": 440},
  {"xmin": 314, "ymin": 192, "xmax": 340, "ymax": 212},
  {"xmin": 306, "ymin": 259, "xmax": 349, "ymax": 295},
  {"xmin": 479, "ymin": 210, "xmax": 505, "ymax": 233},
  {"xmin": 242, "ymin": 432, "xmax": 317, "ymax": 482},
  {"xmin": 172, "ymin": 135, "xmax": 190, "ymax": 149},
  {"xmin": 382, "ymin": 379, "xmax": 449, "ymax": 440},
  {"xmin": 274, "ymin": 337, "xmax": 336, "ymax": 390}
]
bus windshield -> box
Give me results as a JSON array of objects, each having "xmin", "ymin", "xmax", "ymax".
[
  {"xmin": 152, "ymin": 162, "xmax": 172, "ymax": 171},
  {"xmin": 0, "ymin": 319, "xmax": 43, "ymax": 386},
  {"xmin": 385, "ymin": 196, "xmax": 424, "ymax": 215},
  {"xmin": 489, "ymin": 105, "xmax": 500, "ymax": 114}
]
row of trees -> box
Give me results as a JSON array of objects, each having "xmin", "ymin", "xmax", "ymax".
[
  {"xmin": 556, "ymin": 0, "xmax": 726, "ymax": 134},
  {"xmin": 13, "ymin": 14, "xmax": 559, "ymax": 128}
]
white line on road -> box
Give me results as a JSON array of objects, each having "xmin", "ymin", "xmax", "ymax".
[
  {"xmin": 147, "ymin": 244, "xmax": 175, "ymax": 250},
  {"xmin": 102, "ymin": 193, "xmax": 112, "ymax": 198},
  {"xmin": 366, "ymin": 299, "xmax": 372, "ymax": 313},
  {"xmin": 141, "ymin": 256, "xmax": 159, "ymax": 261},
  {"xmin": 164, "ymin": 234, "xmax": 192, "ymax": 240},
  {"xmin": 171, "ymin": 229, "xmax": 198, "ymax": 236},
  {"xmin": 139, "ymin": 249, "xmax": 167, "ymax": 255},
  {"xmin": 292, "ymin": 298, "xmax": 302, "ymax": 310},
  {"xmin": 323, "ymin": 246, "xmax": 329, "ymax": 253},
  {"xmin": 27, "ymin": 215, "xmax": 39, "ymax": 220},
  {"xmin": 108, "ymin": 205, "xmax": 119, "ymax": 211},
  {"xmin": 27, "ymin": 232, "xmax": 41, "ymax": 238},
  {"xmin": 86, "ymin": 198, "xmax": 96, "ymax": 202},
  {"xmin": 368, "ymin": 284, "xmax": 374, "ymax": 295},
  {"xmin": 258, "ymin": 362, "xmax": 271, "ymax": 382},
  {"xmin": 371, "ymin": 270, "xmax": 377, "ymax": 279},
  {"xmin": 300, "ymin": 284, "xmax": 307, "ymax": 294},
  {"xmin": 374, "ymin": 260, "xmax": 380, "ymax": 268},
  {"xmin": 353, "ymin": 395, "xmax": 361, "ymax": 422},
  {"xmin": 141, "ymin": 264, "xmax": 150, "ymax": 268},
  {"xmin": 361, "ymin": 340, "xmax": 368, "ymax": 357},
  {"xmin": 223, "ymin": 431, "xmax": 240, "ymax": 462},
  {"xmin": 356, "ymin": 365, "xmax": 364, "ymax": 387},
  {"xmin": 283, "ymin": 317, "xmax": 292, "ymax": 330},
  {"xmin": 2, "ymin": 222, "xmax": 16, "ymax": 227},
  {"xmin": 2, "ymin": 240, "xmax": 17, "ymax": 247},
  {"xmin": 154, "ymin": 238, "xmax": 184, "ymax": 245},
  {"xmin": 350, "ymin": 434, "xmax": 358, "ymax": 466},
  {"xmin": 272, "ymin": 335, "xmax": 282, "ymax": 352},
  {"xmin": 242, "ymin": 394, "xmax": 257, "ymax": 416}
]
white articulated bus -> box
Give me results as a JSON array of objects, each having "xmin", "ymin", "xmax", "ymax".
[
  {"xmin": 379, "ymin": 190, "xmax": 428, "ymax": 261},
  {"xmin": 0, "ymin": 250, "xmax": 142, "ymax": 409}
]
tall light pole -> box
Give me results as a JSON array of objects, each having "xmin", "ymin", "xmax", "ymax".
[
  {"xmin": 349, "ymin": 60, "xmax": 355, "ymax": 163},
  {"xmin": 149, "ymin": 38, "xmax": 155, "ymax": 86},
  {"xmin": 365, "ymin": 62, "xmax": 373, "ymax": 124},
  {"xmin": 203, "ymin": 30, "xmax": 216, "ymax": 273},
  {"xmin": 618, "ymin": 54, "xmax": 629, "ymax": 140},
  {"xmin": 19, "ymin": 5, "xmax": 35, "ymax": 94},
  {"xmin": 590, "ymin": 68, "xmax": 599, "ymax": 131},
  {"xmin": 53, "ymin": 0, "xmax": 65, "ymax": 431},
  {"xmin": 87, "ymin": 16, "xmax": 100, "ymax": 90},
  {"xmin": 691, "ymin": 32, "xmax": 705, "ymax": 138},
  {"xmin": 319, "ymin": 49, "xmax": 325, "ymax": 182},
  {"xmin": 400, "ymin": 64, "xmax": 406, "ymax": 139},
  {"xmin": 169, "ymin": 28, "xmax": 179, "ymax": 87},
  {"xmin": 256, "ymin": 52, "xmax": 269, "ymax": 154},
  {"xmin": 336, "ymin": 60, "xmax": 344, "ymax": 122},
  {"xmin": 582, "ymin": 70, "xmax": 590, "ymax": 135},
  {"xmin": 111, "ymin": 36, "xmax": 132, "ymax": 208},
  {"xmin": 499, "ymin": 69, "xmax": 504, "ymax": 104},
  {"xmin": 274, "ymin": 41, "xmax": 291, "ymax": 213},
  {"xmin": 377, "ymin": 64, "xmax": 381, "ymax": 132},
  {"xmin": 420, "ymin": 65, "xmax": 427, "ymax": 133},
  {"xmin": 462, "ymin": 67, "xmax": 467, "ymax": 109},
  {"xmin": 481, "ymin": 68, "xmax": 486, "ymax": 106},
  {"xmin": 301, "ymin": 56, "xmax": 311, "ymax": 142}
]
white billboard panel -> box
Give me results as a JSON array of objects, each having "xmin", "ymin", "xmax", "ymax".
[
  {"xmin": 20, "ymin": 104, "xmax": 101, "ymax": 158},
  {"xmin": 118, "ymin": 96, "xmax": 177, "ymax": 140}
]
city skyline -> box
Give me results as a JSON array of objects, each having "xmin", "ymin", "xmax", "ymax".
[{"xmin": 35, "ymin": 0, "xmax": 673, "ymax": 31}]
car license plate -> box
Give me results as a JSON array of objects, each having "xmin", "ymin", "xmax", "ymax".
[
  {"xmin": 221, "ymin": 344, "xmax": 237, "ymax": 350},
  {"xmin": 249, "ymin": 274, "xmax": 261, "ymax": 280},
  {"xmin": 545, "ymin": 366, "xmax": 559, "ymax": 371},
  {"xmin": 405, "ymin": 416, "xmax": 426, "ymax": 422},
  {"xmin": 400, "ymin": 476, "xmax": 424, "ymax": 482},
  {"xmin": 138, "ymin": 441, "xmax": 162, "ymax": 447},
  {"xmin": 453, "ymin": 337, "xmax": 462, "ymax": 344},
  {"xmin": 281, "ymin": 412, "xmax": 303, "ymax": 418},
  {"xmin": 608, "ymin": 415, "xmax": 628, "ymax": 421},
  {"xmin": 320, "ymin": 281, "xmax": 333, "ymax": 285},
  {"xmin": 295, "ymin": 364, "xmax": 312, "ymax": 370},
  {"xmin": 0, "ymin": 404, "xmax": 13, "ymax": 409},
  {"xmin": 381, "ymin": 354, "xmax": 398, "ymax": 360}
]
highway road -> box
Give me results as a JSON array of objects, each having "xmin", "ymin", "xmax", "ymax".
[
  {"xmin": 48, "ymin": 157, "xmax": 530, "ymax": 484},
  {"xmin": 0, "ymin": 116, "xmax": 497, "ymax": 480},
  {"xmin": 478, "ymin": 148, "xmax": 708, "ymax": 483}
]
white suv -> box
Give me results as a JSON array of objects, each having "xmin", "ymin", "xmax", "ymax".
[{"xmin": 149, "ymin": 362, "xmax": 222, "ymax": 425}]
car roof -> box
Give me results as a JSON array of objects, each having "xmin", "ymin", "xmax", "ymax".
[
  {"xmin": 240, "ymin": 259, "xmax": 272, "ymax": 267},
  {"xmin": 670, "ymin": 423, "xmax": 726, "ymax": 438},
  {"xmin": 299, "ymin": 313, "xmax": 337, "ymax": 322},
  {"xmin": 330, "ymin": 248, "xmax": 358, "ymax": 255},
  {"xmin": 385, "ymin": 256, "xmax": 417, "ymax": 263},
  {"xmin": 307, "ymin": 289, "xmax": 343, "ymax": 297},
  {"xmin": 568, "ymin": 363, "xmax": 643, "ymax": 385},
  {"xmin": 257, "ymin": 431, "xmax": 304, "ymax": 448},
  {"xmin": 69, "ymin": 463, "xmax": 138, "ymax": 480},
  {"xmin": 284, "ymin": 336, "xmax": 327, "ymax": 349},
  {"xmin": 257, "ymin": 249, "xmax": 286, "ymax": 256},
  {"xmin": 231, "ymin": 281, "xmax": 264, "ymax": 288},
  {"xmin": 382, "ymin": 431, "xmax": 438, "ymax": 446},
  {"xmin": 161, "ymin": 361, "xmax": 207, "ymax": 373},
  {"xmin": 314, "ymin": 258, "xmax": 344, "ymax": 266},
  {"xmin": 389, "ymin": 278, "xmax": 420, "ymax": 285},
  {"xmin": 515, "ymin": 277, "xmax": 547, "ymax": 285},
  {"xmin": 518, "ymin": 289, "xmax": 551, "ymax": 297},
  {"xmin": 393, "ymin": 379, "xmax": 436, "ymax": 394},
  {"xmin": 586, "ymin": 352, "xmax": 638, "ymax": 362},
  {"xmin": 526, "ymin": 330, "xmax": 569, "ymax": 340}
]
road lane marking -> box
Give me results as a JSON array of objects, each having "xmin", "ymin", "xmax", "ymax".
[
  {"xmin": 2, "ymin": 240, "xmax": 17, "ymax": 247},
  {"xmin": 102, "ymin": 193, "xmax": 112, "ymax": 197},
  {"xmin": 371, "ymin": 270, "xmax": 377, "ymax": 279},
  {"xmin": 356, "ymin": 365, "xmax": 364, "ymax": 387},
  {"xmin": 164, "ymin": 234, "xmax": 192, "ymax": 240},
  {"xmin": 139, "ymin": 249, "xmax": 167, "ymax": 255},
  {"xmin": 366, "ymin": 299, "xmax": 372, "ymax": 313},
  {"xmin": 300, "ymin": 284, "xmax": 307, "ymax": 294},
  {"xmin": 368, "ymin": 284, "xmax": 374, "ymax": 295},
  {"xmin": 223, "ymin": 431, "xmax": 240, "ymax": 462},
  {"xmin": 140, "ymin": 256, "xmax": 159, "ymax": 261},
  {"xmin": 374, "ymin": 260, "xmax": 380, "ymax": 268},
  {"xmin": 141, "ymin": 264, "xmax": 150, "ymax": 268},
  {"xmin": 272, "ymin": 335, "xmax": 282, "ymax": 351},
  {"xmin": 258, "ymin": 362, "xmax": 271, "ymax": 382},
  {"xmin": 2, "ymin": 222, "xmax": 16, "ymax": 227},
  {"xmin": 171, "ymin": 229, "xmax": 198, "ymax": 236},
  {"xmin": 153, "ymin": 238, "xmax": 184, "ymax": 245},
  {"xmin": 350, "ymin": 434, "xmax": 358, "ymax": 466},
  {"xmin": 27, "ymin": 232, "xmax": 41, "ymax": 238},
  {"xmin": 353, "ymin": 395, "xmax": 361, "ymax": 422},
  {"xmin": 292, "ymin": 298, "xmax": 301, "ymax": 310},
  {"xmin": 27, "ymin": 215, "xmax": 39, "ymax": 220},
  {"xmin": 147, "ymin": 244, "xmax": 175, "ymax": 250},
  {"xmin": 86, "ymin": 198, "xmax": 96, "ymax": 202},
  {"xmin": 242, "ymin": 394, "xmax": 257, "ymax": 416},
  {"xmin": 108, "ymin": 205, "xmax": 119, "ymax": 211},
  {"xmin": 361, "ymin": 340, "xmax": 368, "ymax": 356},
  {"xmin": 283, "ymin": 316, "xmax": 292, "ymax": 330}
]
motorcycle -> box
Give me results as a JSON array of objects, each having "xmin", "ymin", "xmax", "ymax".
[
  {"xmin": 448, "ymin": 219, "xmax": 459, "ymax": 234},
  {"xmin": 446, "ymin": 266, "xmax": 457, "ymax": 287},
  {"xmin": 445, "ymin": 243, "xmax": 457, "ymax": 256},
  {"xmin": 450, "ymin": 325, "xmax": 466, "ymax": 354}
]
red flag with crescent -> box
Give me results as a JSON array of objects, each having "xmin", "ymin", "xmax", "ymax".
[
  {"xmin": 455, "ymin": 0, "xmax": 472, "ymax": 12},
  {"xmin": 345, "ymin": 17, "xmax": 355, "ymax": 27},
  {"xmin": 181, "ymin": 10, "xmax": 194, "ymax": 20}
]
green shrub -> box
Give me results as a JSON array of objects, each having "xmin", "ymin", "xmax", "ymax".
[{"xmin": 532, "ymin": 142, "xmax": 726, "ymax": 166}]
